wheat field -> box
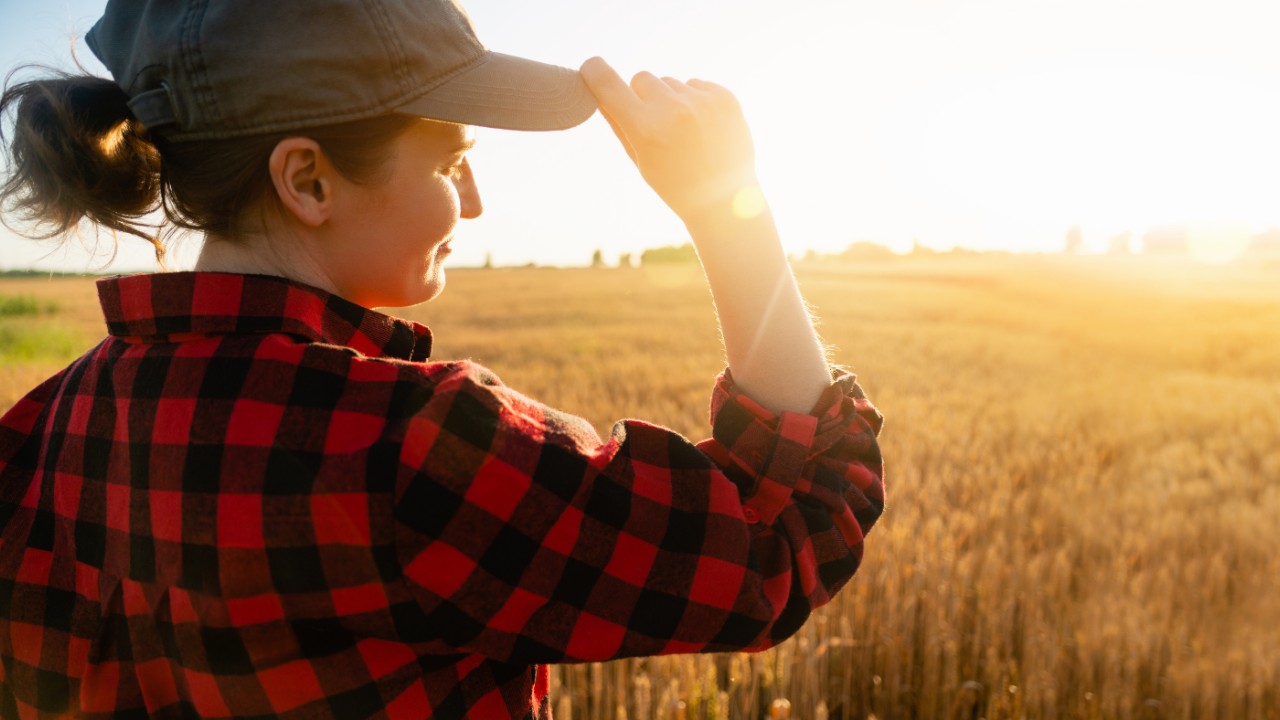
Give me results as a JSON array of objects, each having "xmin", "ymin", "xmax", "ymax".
[{"xmin": 2, "ymin": 256, "xmax": 1278, "ymax": 719}]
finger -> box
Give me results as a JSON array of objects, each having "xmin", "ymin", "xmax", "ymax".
[
  {"xmin": 580, "ymin": 57, "xmax": 646, "ymax": 125},
  {"xmin": 661, "ymin": 76, "xmax": 690, "ymax": 93},
  {"xmin": 687, "ymin": 78, "xmax": 734, "ymax": 97},
  {"xmin": 687, "ymin": 78, "xmax": 742, "ymax": 112},
  {"xmin": 629, "ymin": 71, "xmax": 678, "ymax": 103}
]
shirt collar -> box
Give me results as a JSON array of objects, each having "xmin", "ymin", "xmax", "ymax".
[{"xmin": 97, "ymin": 272, "xmax": 432, "ymax": 361}]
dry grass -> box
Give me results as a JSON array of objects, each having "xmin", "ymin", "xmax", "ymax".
[{"xmin": 3, "ymin": 256, "xmax": 1278, "ymax": 719}]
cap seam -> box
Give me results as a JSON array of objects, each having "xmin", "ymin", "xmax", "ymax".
[
  {"xmin": 183, "ymin": 0, "xmax": 226, "ymax": 131},
  {"xmin": 361, "ymin": 0, "xmax": 416, "ymax": 96},
  {"xmin": 427, "ymin": 82, "xmax": 583, "ymax": 108},
  {"xmin": 156, "ymin": 50, "xmax": 493, "ymax": 141},
  {"xmin": 397, "ymin": 48, "xmax": 491, "ymax": 107},
  {"xmin": 177, "ymin": 1, "xmax": 199, "ymax": 129}
]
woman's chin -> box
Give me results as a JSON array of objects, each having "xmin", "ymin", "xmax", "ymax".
[
  {"xmin": 420, "ymin": 269, "xmax": 445, "ymax": 303},
  {"xmin": 361, "ymin": 275, "xmax": 442, "ymax": 309},
  {"xmin": 386, "ymin": 277, "xmax": 443, "ymax": 309},
  {"xmin": 409, "ymin": 263, "xmax": 450, "ymax": 304}
]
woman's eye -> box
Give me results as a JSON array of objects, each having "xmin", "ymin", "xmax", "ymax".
[{"xmin": 444, "ymin": 159, "xmax": 467, "ymax": 179}]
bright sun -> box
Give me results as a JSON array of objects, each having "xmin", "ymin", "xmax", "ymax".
[
  {"xmin": 740, "ymin": 4, "xmax": 1280, "ymax": 262},
  {"xmin": 908, "ymin": 61, "xmax": 1280, "ymax": 256}
]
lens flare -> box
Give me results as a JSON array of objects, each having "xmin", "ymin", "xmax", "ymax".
[{"xmin": 732, "ymin": 185, "xmax": 767, "ymax": 220}]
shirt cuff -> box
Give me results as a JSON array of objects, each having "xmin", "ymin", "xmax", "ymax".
[{"xmin": 707, "ymin": 369, "xmax": 866, "ymax": 525}]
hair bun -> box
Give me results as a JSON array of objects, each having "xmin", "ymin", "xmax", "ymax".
[{"xmin": 2, "ymin": 69, "xmax": 164, "ymax": 263}]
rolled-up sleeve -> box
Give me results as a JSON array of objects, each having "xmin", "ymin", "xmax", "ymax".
[{"xmin": 393, "ymin": 360, "xmax": 884, "ymax": 663}]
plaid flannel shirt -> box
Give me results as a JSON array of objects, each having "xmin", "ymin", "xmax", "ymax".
[{"xmin": 0, "ymin": 272, "xmax": 885, "ymax": 719}]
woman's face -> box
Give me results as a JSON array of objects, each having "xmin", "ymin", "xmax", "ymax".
[{"xmin": 326, "ymin": 119, "xmax": 482, "ymax": 308}]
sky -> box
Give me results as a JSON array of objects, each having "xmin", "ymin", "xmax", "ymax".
[{"xmin": 2, "ymin": 0, "xmax": 1280, "ymax": 272}]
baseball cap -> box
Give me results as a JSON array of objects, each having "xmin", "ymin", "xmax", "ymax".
[{"xmin": 85, "ymin": 0, "xmax": 598, "ymax": 139}]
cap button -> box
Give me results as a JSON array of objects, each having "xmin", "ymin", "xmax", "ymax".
[{"xmin": 742, "ymin": 507, "xmax": 759, "ymax": 524}]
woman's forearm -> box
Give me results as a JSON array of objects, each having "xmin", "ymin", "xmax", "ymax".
[{"xmin": 686, "ymin": 204, "xmax": 832, "ymax": 415}]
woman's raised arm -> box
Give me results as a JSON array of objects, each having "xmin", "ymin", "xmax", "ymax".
[{"xmin": 580, "ymin": 57, "xmax": 833, "ymax": 415}]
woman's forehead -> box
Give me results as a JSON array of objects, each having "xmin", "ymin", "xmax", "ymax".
[{"xmin": 417, "ymin": 118, "xmax": 474, "ymax": 148}]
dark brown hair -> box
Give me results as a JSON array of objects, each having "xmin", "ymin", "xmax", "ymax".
[{"xmin": 1, "ymin": 68, "xmax": 418, "ymax": 265}]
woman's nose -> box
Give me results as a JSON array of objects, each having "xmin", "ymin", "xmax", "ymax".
[{"xmin": 457, "ymin": 160, "xmax": 483, "ymax": 219}]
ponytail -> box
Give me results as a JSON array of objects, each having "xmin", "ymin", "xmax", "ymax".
[{"xmin": 1, "ymin": 69, "xmax": 164, "ymax": 263}]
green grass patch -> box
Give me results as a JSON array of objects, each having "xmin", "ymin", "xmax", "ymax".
[
  {"xmin": 0, "ymin": 294, "xmax": 58, "ymax": 317},
  {"xmin": 0, "ymin": 323, "xmax": 87, "ymax": 363}
]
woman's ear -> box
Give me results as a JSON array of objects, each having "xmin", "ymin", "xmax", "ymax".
[{"xmin": 268, "ymin": 137, "xmax": 332, "ymax": 227}]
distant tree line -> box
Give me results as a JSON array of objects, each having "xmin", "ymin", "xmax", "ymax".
[{"xmin": 0, "ymin": 269, "xmax": 98, "ymax": 278}]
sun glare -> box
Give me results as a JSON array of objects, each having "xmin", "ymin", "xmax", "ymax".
[
  {"xmin": 737, "ymin": 0, "xmax": 1280, "ymax": 260},
  {"xmin": 903, "ymin": 61, "xmax": 1280, "ymax": 253},
  {"xmin": 732, "ymin": 185, "xmax": 768, "ymax": 221},
  {"xmin": 1186, "ymin": 222, "xmax": 1253, "ymax": 264}
]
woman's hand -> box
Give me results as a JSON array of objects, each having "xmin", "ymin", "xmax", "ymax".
[{"xmin": 580, "ymin": 57, "xmax": 760, "ymax": 227}]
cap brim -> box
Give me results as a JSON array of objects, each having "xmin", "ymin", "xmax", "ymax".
[{"xmin": 397, "ymin": 51, "xmax": 597, "ymax": 132}]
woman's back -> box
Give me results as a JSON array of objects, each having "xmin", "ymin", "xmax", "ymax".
[{"xmin": 1, "ymin": 272, "xmax": 884, "ymax": 717}]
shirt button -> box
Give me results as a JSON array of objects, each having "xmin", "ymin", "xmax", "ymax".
[{"xmin": 742, "ymin": 507, "xmax": 759, "ymax": 524}]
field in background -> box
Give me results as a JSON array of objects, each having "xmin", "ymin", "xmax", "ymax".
[{"xmin": 2, "ymin": 257, "xmax": 1278, "ymax": 719}]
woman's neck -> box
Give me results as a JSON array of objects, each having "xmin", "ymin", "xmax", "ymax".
[{"xmin": 194, "ymin": 233, "xmax": 341, "ymax": 297}]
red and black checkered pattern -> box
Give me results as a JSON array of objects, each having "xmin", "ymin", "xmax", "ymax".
[{"xmin": 0, "ymin": 272, "xmax": 885, "ymax": 719}]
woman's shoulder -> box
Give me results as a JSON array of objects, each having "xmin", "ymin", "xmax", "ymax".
[{"xmin": 270, "ymin": 337, "xmax": 504, "ymax": 419}]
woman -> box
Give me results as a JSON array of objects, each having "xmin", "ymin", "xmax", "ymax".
[{"xmin": 0, "ymin": 0, "xmax": 886, "ymax": 717}]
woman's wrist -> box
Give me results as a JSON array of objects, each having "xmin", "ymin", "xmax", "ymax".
[{"xmin": 677, "ymin": 177, "xmax": 767, "ymax": 241}]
